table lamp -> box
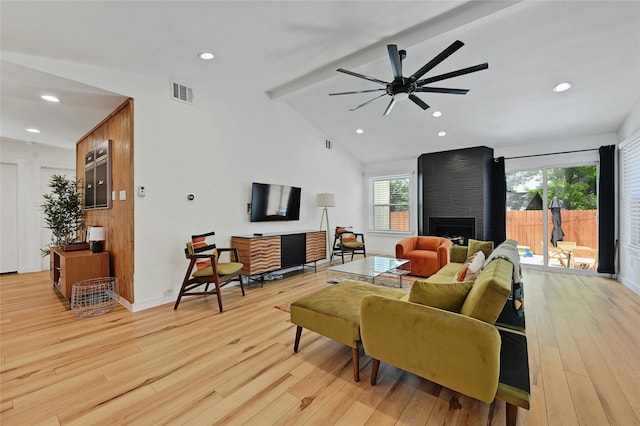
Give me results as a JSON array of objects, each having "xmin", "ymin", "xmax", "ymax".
[{"xmin": 88, "ymin": 226, "xmax": 105, "ymax": 253}]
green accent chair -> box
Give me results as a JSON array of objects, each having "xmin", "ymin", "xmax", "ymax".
[
  {"xmin": 174, "ymin": 231, "xmax": 245, "ymax": 312},
  {"xmin": 330, "ymin": 226, "xmax": 366, "ymax": 263}
]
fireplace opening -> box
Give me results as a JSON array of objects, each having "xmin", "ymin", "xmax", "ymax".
[{"xmin": 428, "ymin": 217, "xmax": 476, "ymax": 245}]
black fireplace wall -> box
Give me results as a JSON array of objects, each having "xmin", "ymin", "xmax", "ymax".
[{"xmin": 418, "ymin": 146, "xmax": 500, "ymax": 243}]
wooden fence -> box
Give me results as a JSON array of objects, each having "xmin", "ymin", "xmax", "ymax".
[
  {"xmin": 388, "ymin": 210, "xmax": 597, "ymax": 255},
  {"xmin": 390, "ymin": 212, "xmax": 410, "ymax": 231},
  {"xmin": 507, "ymin": 210, "xmax": 597, "ymax": 254}
]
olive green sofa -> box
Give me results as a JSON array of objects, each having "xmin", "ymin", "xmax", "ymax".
[
  {"xmin": 290, "ymin": 240, "xmax": 529, "ymax": 425},
  {"xmin": 360, "ymin": 239, "xmax": 530, "ymax": 425}
]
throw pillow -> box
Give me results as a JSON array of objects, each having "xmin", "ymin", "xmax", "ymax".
[
  {"xmin": 409, "ymin": 280, "xmax": 474, "ymax": 312},
  {"xmin": 454, "ymin": 251, "xmax": 485, "ymax": 282},
  {"xmin": 468, "ymin": 239, "xmax": 494, "ymax": 259},
  {"xmin": 453, "ymin": 266, "xmax": 472, "ymax": 282},
  {"xmin": 191, "ymin": 235, "xmax": 217, "ymax": 270},
  {"xmin": 468, "ymin": 250, "xmax": 485, "ymax": 274},
  {"xmin": 341, "ymin": 233, "xmax": 357, "ymax": 243}
]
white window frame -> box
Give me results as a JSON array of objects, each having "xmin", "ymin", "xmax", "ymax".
[
  {"xmin": 368, "ymin": 174, "xmax": 413, "ymax": 234},
  {"xmin": 621, "ymin": 134, "xmax": 640, "ymax": 250}
]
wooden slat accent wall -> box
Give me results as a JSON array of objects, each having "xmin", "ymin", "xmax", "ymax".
[{"xmin": 75, "ymin": 99, "xmax": 134, "ymax": 303}]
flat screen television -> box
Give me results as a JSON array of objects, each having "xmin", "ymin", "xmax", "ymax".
[{"xmin": 250, "ymin": 182, "xmax": 301, "ymax": 222}]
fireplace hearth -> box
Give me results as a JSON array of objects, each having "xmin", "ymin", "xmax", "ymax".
[{"xmin": 428, "ymin": 217, "xmax": 476, "ymax": 245}]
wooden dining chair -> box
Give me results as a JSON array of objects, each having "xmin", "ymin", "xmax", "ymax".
[{"xmin": 174, "ymin": 231, "xmax": 245, "ymax": 312}]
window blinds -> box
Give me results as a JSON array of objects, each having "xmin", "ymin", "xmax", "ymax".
[{"xmin": 622, "ymin": 137, "xmax": 640, "ymax": 249}]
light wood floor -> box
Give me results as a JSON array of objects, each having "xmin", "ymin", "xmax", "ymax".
[{"xmin": 1, "ymin": 265, "xmax": 639, "ymax": 425}]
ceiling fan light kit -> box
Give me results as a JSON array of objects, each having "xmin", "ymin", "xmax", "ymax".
[{"xmin": 329, "ymin": 40, "xmax": 488, "ymax": 116}]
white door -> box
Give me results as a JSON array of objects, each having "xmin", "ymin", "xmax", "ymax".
[
  {"xmin": 41, "ymin": 167, "xmax": 75, "ymax": 270},
  {"xmin": 1, "ymin": 163, "xmax": 18, "ymax": 273}
]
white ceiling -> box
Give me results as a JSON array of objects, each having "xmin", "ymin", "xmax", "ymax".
[{"xmin": 1, "ymin": 1, "xmax": 639, "ymax": 162}]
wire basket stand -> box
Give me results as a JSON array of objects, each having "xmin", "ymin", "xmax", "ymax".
[{"xmin": 71, "ymin": 277, "xmax": 120, "ymax": 318}]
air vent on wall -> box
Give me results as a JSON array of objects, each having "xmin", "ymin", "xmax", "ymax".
[{"xmin": 171, "ymin": 81, "xmax": 194, "ymax": 104}]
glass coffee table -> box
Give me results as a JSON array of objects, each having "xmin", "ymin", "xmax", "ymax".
[{"xmin": 327, "ymin": 256, "xmax": 410, "ymax": 288}]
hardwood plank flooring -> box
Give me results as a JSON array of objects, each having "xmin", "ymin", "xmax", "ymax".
[{"xmin": 1, "ymin": 265, "xmax": 639, "ymax": 425}]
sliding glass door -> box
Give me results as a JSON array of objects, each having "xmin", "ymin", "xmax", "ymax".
[{"xmin": 506, "ymin": 164, "xmax": 598, "ymax": 271}]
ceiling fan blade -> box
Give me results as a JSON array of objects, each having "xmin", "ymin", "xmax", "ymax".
[
  {"xmin": 409, "ymin": 94, "xmax": 430, "ymax": 110},
  {"xmin": 349, "ymin": 93, "xmax": 388, "ymax": 111},
  {"xmin": 337, "ymin": 68, "xmax": 389, "ymax": 85},
  {"xmin": 329, "ymin": 88, "xmax": 387, "ymax": 96},
  {"xmin": 383, "ymin": 98, "xmax": 397, "ymax": 116},
  {"xmin": 387, "ymin": 44, "xmax": 403, "ymax": 79},
  {"xmin": 415, "ymin": 87, "xmax": 469, "ymax": 95},
  {"xmin": 416, "ymin": 63, "xmax": 489, "ymax": 86},
  {"xmin": 408, "ymin": 40, "xmax": 465, "ymax": 82}
]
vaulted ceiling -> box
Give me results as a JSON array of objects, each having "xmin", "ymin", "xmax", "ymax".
[{"xmin": 2, "ymin": 1, "xmax": 639, "ymax": 163}]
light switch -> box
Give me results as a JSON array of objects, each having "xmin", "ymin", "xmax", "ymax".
[
  {"xmin": 119, "ymin": 190, "xmax": 126, "ymax": 201},
  {"xmin": 112, "ymin": 191, "xmax": 116, "ymax": 201}
]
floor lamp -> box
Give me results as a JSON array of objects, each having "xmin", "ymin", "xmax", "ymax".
[{"xmin": 316, "ymin": 193, "xmax": 335, "ymax": 256}]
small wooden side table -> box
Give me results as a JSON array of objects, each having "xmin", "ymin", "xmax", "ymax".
[{"xmin": 49, "ymin": 247, "xmax": 110, "ymax": 302}]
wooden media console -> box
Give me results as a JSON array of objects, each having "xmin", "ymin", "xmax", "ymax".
[{"xmin": 231, "ymin": 230, "xmax": 326, "ymax": 278}]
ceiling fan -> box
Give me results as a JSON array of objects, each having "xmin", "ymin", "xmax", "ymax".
[{"xmin": 329, "ymin": 40, "xmax": 488, "ymax": 116}]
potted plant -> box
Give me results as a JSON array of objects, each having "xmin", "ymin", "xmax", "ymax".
[{"xmin": 41, "ymin": 174, "xmax": 85, "ymax": 256}]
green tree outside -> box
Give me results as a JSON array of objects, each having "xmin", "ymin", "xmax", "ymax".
[
  {"xmin": 546, "ymin": 166, "xmax": 597, "ymax": 210},
  {"xmin": 389, "ymin": 178, "xmax": 409, "ymax": 212},
  {"xmin": 507, "ymin": 166, "xmax": 597, "ymax": 210}
]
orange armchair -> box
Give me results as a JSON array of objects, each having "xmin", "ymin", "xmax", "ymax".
[{"xmin": 395, "ymin": 236, "xmax": 452, "ymax": 277}]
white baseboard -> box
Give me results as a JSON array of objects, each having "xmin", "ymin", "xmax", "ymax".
[{"xmin": 618, "ymin": 274, "xmax": 640, "ymax": 296}]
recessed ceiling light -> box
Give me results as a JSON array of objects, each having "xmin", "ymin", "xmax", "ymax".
[
  {"xmin": 553, "ymin": 81, "xmax": 572, "ymax": 92},
  {"xmin": 198, "ymin": 52, "xmax": 215, "ymax": 60},
  {"xmin": 41, "ymin": 95, "xmax": 61, "ymax": 102},
  {"xmin": 432, "ymin": 111, "xmax": 442, "ymax": 117},
  {"xmin": 438, "ymin": 131, "xmax": 446, "ymax": 137},
  {"xmin": 26, "ymin": 128, "xmax": 41, "ymax": 133},
  {"xmin": 356, "ymin": 128, "xmax": 364, "ymax": 134}
]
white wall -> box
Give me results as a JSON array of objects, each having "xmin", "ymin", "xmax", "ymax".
[
  {"xmin": 495, "ymin": 133, "xmax": 615, "ymax": 169},
  {"xmin": 619, "ymin": 96, "xmax": 640, "ymax": 141},
  {"xmin": 0, "ymin": 138, "xmax": 75, "ymax": 273},
  {"xmin": 5, "ymin": 52, "xmax": 638, "ymax": 305},
  {"xmin": 618, "ymin": 96, "xmax": 640, "ymax": 295},
  {"xmin": 2, "ymin": 54, "xmax": 364, "ymax": 310}
]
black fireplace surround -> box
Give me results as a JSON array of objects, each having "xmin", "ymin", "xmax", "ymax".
[
  {"xmin": 429, "ymin": 217, "xmax": 476, "ymax": 245},
  {"xmin": 418, "ymin": 146, "xmax": 504, "ymax": 244}
]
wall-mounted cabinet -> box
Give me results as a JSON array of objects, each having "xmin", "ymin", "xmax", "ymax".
[{"xmin": 84, "ymin": 139, "xmax": 111, "ymax": 210}]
